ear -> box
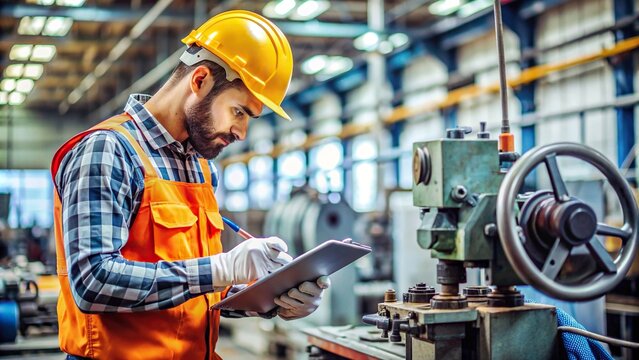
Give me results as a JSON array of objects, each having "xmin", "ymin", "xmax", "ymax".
[{"xmin": 189, "ymin": 65, "xmax": 215, "ymax": 100}]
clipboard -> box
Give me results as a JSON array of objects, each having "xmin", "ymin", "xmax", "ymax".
[{"xmin": 212, "ymin": 239, "xmax": 371, "ymax": 314}]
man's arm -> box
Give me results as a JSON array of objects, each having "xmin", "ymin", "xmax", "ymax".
[{"xmin": 57, "ymin": 131, "xmax": 215, "ymax": 313}]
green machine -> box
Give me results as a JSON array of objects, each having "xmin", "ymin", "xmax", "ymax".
[
  {"xmin": 304, "ymin": 2, "xmax": 639, "ymax": 359},
  {"xmin": 358, "ymin": 129, "xmax": 639, "ymax": 359}
]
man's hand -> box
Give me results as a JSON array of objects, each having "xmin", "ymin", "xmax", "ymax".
[
  {"xmin": 211, "ymin": 237, "xmax": 293, "ymax": 287},
  {"xmin": 275, "ymin": 276, "xmax": 330, "ymax": 320}
]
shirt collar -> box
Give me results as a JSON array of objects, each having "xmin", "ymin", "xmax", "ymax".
[{"xmin": 123, "ymin": 94, "xmax": 198, "ymax": 156}]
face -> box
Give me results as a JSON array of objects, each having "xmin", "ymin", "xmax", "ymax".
[{"xmin": 185, "ymin": 84, "xmax": 262, "ymax": 159}]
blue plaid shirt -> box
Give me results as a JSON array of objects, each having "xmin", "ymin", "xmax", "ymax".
[{"xmin": 55, "ymin": 94, "xmax": 222, "ymax": 313}]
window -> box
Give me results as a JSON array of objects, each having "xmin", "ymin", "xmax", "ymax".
[
  {"xmin": 276, "ymin": 151, "xmax": 306, "ymax": 200},
  {"xmin": 248, "ymin": 156, "xmax": 274, "ymax": 209},
  {"xmin": 0, "ymin": 170, "xmax": 53, "ymax": 228},
  {"xmin": 309, "ymin": 140, "xmax": 343, "ymax": 193},
  {"xmin": 351, "ymin": 136, "xmax": 377, "ymax": 211},
  {"xmin": 222, "ymin": 163, "xmax": 248, "ymax": 211}
]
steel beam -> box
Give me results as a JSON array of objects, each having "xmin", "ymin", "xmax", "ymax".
[
  {"xmin": 614, "ymin": 0, "xmax": 636, "ymax": 168},
  {"xmin": 0, "ymin": 4, "xmax": 369, "ymax": 39},
  {"xmin": 0, "ymin": 4, "xmax": 192, "ymax": 25}
]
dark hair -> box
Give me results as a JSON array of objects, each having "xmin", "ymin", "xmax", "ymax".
[{"xmin": 169, "ymin": 60, "xmax": 243, "ymax": 98}]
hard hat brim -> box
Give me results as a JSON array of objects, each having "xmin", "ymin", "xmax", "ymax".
[{"xmin": 251, "ymin": 91, "xmax": 292, "ymax": 121}]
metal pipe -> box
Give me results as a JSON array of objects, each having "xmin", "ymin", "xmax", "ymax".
[{"xmin": 493, "ymin": 0, "xmax": 510, "ymax": 134}]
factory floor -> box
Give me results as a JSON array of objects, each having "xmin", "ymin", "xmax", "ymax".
[{"xmin": 0, "ymin": 335, "xmax": 266, "ymax": 360}]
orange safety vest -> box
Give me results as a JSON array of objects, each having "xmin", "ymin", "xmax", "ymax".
[{"xmin": 52, "ymin": 114, "xmax": 227, "ymax": 360}]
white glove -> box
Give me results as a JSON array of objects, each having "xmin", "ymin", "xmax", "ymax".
[
  {"xmin": 211, "ymin": 237, "xmax": 293, "ymax": 287},
  {"xmin": 274, "ymin": 276, "xmax": 330, "ymax": 320}
]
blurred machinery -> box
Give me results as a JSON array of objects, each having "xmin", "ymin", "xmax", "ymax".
[
  {"xmin": 304, "ymin": 118, "xmax": 639, "ymax": 360},
  {"xmin": 0, "ymin": 260, "xmax": 59, "ymax": 346},
  {"xmin": 303, "ymin": 2, "xmax": 639, "ymax": 359}
]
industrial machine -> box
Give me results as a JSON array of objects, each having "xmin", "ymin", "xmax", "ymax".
[
  {"xmin": 303, "ymin": 2, "xmax": 638, "ymax": 359},
  {"xmin": 0, "ymin": 263, "xmax": 58, "ymax": 345}
]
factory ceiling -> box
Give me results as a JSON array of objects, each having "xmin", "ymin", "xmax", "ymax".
[{"xmin": 0, "ymin": 0, "xmax": 445, "ymax": 117}]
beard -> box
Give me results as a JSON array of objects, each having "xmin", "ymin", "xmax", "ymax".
[{"xmin": 184, "ymin": 96, "xmax": 235, "ymax": 159}]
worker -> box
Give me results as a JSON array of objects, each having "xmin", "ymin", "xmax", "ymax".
[{"xmin": 51, "ymin": 10, "xmax": 329, "ymax": 360}]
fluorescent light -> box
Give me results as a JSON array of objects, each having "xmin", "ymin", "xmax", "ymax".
[
  {"xmin": 68, "ymin": 89, "xmax": 82, "ymax": 104},
  {"xmin": 27, "ymin": 0, "xmax": 55, "ymax": 5},
  {"xmin": 389, "ymin": 33, "xmax": 410, "ymax": 48},
  {"xmin": 316, "ymin": 56, "xmax": 353, "ymax": 80},
  {"xmin": 263, "ymin": 0, "xmax": 297, "ymax": 18},
  {"xmin": 458, "ymin": 0, "xmax": 493, "ymax": 17},
  {"xmin": 16, "ymin": 79, "xmax": 35, "ymax": 93},
  {"xmin": 301, "ymin": 55, "xmax": 328, "ymax": 75},
  {"xmin": 378, "ymin": 40, "xmax": 394, "ymax": 54},
  {"xmin": 290, "ymin": 0, "xmax": 330, "ymax": 21},
  {"xmin": 5, "ymin": 64, "xmax": 25, "ymax": 78},
  {"xmin": 18, "ymin": 16, "xmax": 47, "ymax": 35},
  {"xmin": 42, "ymin": 17, "xmax": 74, "ymax": 36},
  {"xmin": 30, "ymin": 45, "xmax": 56, "ymax": 62},
  {"xmin": 8, "ymin": 92, "xmax": 26, "ymax": 106},
  {"xmin": 56, "ymin": 0, "xmax": 86, "ymax": 6},
  {"xmin": 9, "ymin": 45, "xmax": 33, "ymax": 61},
  {"xmin": 354, "ymin": 31, "xmax": 380, "ymax": 51},
  {"xmin": 23, "ymin": 64, "xmax": 44, "ymax": 80},
  {"xmin": 0, "ymin": 92, "xmax": 7, "ymax": 105},
  {"xmin": 429, "ymin": 0, "xmax": 462, "ymax": 16},
  {"xmin": 1, "ymin": 79, "xmax": 17, "ymax": 92}
]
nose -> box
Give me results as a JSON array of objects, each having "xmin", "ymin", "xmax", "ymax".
[{"xmin": 230, "ymin": 126, "xmax": 246, "ymax": 142}]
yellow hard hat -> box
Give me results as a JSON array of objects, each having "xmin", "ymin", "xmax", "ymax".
[{"xmin": 182, "ymin": 10, "xmax": 293, "ymax": 121}]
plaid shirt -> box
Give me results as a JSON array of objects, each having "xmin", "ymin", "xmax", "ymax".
[{"xmin": 55, "ymin": 94, "xmax": 223, "ymax": 313}]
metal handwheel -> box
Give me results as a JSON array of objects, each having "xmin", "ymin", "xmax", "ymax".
[{"xmin": 496, "ymin": 142, "xmax": 638, "ymax": 301}]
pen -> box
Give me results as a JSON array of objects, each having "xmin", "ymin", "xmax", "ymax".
[{"xmin": 222, "ymin": 216, "xmax": 254, "ymax": 240}]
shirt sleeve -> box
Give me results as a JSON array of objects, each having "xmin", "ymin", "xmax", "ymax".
[{"xmin": 55, "ymin": 130, "xmax": 216, "ymax": 313}]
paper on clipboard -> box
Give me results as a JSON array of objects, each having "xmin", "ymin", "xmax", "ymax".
[{"xmin": 212, "ymin": 239, "xmax": 371, "ymax": 314}]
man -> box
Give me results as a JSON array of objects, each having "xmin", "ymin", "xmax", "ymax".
[{"xmin": 51, "ymin": 10, "xmax": 329, "ymax": 359}]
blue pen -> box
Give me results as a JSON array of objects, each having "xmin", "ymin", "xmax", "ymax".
[{"xmin": 222, "ymin": 216, "xmax": 254, "ymax": 240}]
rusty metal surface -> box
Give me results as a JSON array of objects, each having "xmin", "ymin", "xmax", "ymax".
[
  {"xmin": 477, "ymin": 303, "xmax": 559, "ymax": 360},
  {"xmin": 303, "ymin": 326, "xmax": 405, "ymax": 360}
]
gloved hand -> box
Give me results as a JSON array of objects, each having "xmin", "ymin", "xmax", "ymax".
[
  {"xmin": 274, "ymin": 276, "xmax": 330, "ymax": 320},
  {"xmin": 211, "ymin": 237, "xmax": 293, "ymax": 287}
]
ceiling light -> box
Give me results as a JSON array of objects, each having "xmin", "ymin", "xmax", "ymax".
[
  {"xmin": 378, "ymin": 40, "xmax": 394, "ymax": 55},
  {"xmin": 8, "ymin": 92, "xmax": 26, "ymax": 106},
  {"xmin": 263, "ymin": 0, "xmax": 297, "ymax": 19},
  {"xmin": 56, "ymin": 0, "xmax": 86, "ymax": 6},
  {"xmin": 354, "ymin": 31, "xmax": 380, "ymax": 52},
  {"xmin": 27, "ymin": 0, "xmax": 55, "ymax": 5},
  {"xmin": 30, "ymin": 45, "xmax": 57, "ymax": 62},
  {"xmin": 316, "ymin": 56, "xmax": 353, "ymax": 81},
  {"xmin": 42, "ymin": 17, "xmax": 74, "ymax": 36},
  {"xmin": 429, "ymin": 0, "xmax": 462, "ymax": 16},
  {"xmin": 389, "ymin": 33, "xmax": 410, "ymax": 48},
  {"xmin": 18, "ymin": 16, "xmax": 47, "ymax": 35},
  {"xmin": 10, "ymin": 45, "xmax": 33, "ymax": 61},
  {"xmin": 5, "ymin": 64, "xmax": 25, "ymax": 78},
  {"xmin": 458, "ymin": 0, "xmax": 493, "ymax": 17},
  {"xmin": 1, "ymin": 79, "xmax": 17, "ymax": 92},
  {"xmin": 0, "ymin": 92, "xmax": 7, "ymax": 105},
  {"xmin": 301, "ymin": 55, "xmax": 328, "ymax": 75},
  {"xmin": 290, "ymin": 0, "xmax": 330, "ymax": 21},
  {"xmin": 16, "ymin": 79, "xmax": 35, "ymax": 93},
  {"xmin": 23, "ymin": 64, "xmax": 44, "ymax": 80}
]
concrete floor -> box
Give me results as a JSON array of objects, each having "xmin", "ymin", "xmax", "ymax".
[{"xmin": 0, "ymin": 335, "xmax": 264, "ymax": 360}]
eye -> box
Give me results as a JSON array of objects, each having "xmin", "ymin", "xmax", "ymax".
[{"xmin": 233, "ymin": 107, "xmax": 245, "ymax": 118}]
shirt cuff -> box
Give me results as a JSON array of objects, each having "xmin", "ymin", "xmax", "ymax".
[{"xmin": 184, "ymin": 257, "xmax": 215, "ymax": 296}]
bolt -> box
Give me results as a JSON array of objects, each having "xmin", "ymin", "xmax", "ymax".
[
  {"xmin": 384, "ymin": 289, "xmax": 397, "ymax": 303},
  {"xmin": 484, "ymin": 223, "xmax": 497, "ymax": 238}
]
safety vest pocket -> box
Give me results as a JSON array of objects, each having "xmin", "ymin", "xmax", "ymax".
[
  {"xmin": 150, "ymin": 202, "xmax": 198, "ymax": 260},
  {"xmin": 205, "ymin": 211, "xmax": 225, "ymax": 256}
]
